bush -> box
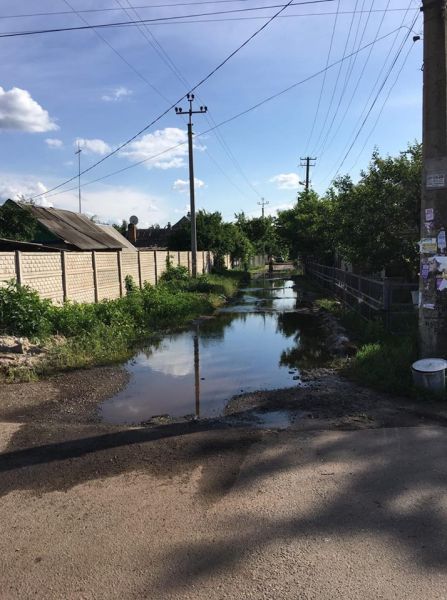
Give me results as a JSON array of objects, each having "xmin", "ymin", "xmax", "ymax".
[
  {"xmin": 0, "ymin": 281, "xmax": 52, "ymax": 339},
  {"xmin": 343, "ymin": 336, "xmax": 418, "ymax": 396},
  {"xmin": 159, "ymin": 263, "xmax": 190, "ymax": 283}
]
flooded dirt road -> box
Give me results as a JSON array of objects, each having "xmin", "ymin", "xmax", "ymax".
[{"xmin": 101, "ymin": 277, "xmax": 328, "ymax": 424}]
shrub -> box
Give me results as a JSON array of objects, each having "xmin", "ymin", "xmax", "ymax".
[
  {"xmin": 159, "ymin": 263, "xmax": 190, "ymax": 283},
  {"xmin": 0, "ymin": 281, "xmax": 52, "ymax": 339}
]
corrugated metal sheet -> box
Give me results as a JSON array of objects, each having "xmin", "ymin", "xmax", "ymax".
[
  {"xmin": 20, "ymin": 203, "xmax": 127, "ymax": 250},
  {"xmin": 98, "ymin": 225, "xmax": 136, "ymax": 251}
]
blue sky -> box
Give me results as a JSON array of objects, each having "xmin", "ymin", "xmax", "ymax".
[{"xmin": 0, "ymin": 0, "xmax": 423, "ymax": 226}]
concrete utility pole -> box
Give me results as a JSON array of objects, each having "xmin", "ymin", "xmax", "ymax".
[
  {"xmin": 175, "ymin": 93, "xmax": 207, "ymax": 277},
  {"xmin": 300, "ymin": 156, "xmax": 316, "ymax": 192},
  {"xmin": 419, "ymin": 0, "xmax": 447, "ymax": 357},
  {"xmin": 75, "ymin": 143, "xmax": 82, "ymax": 213},
  {"xmin": 258, "ymin": 197, "xmax": 269, "ymax": 218}
]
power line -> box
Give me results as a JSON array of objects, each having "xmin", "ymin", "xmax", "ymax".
[
  {"xmin": 118, "ymin": 0, "xmax": 261, "ymax": 198},
  {"xmin": 0, "ymin": 0, "xmax": 334, "ymax": 38},
  {"xmin": 317, "ymin": 0, "xmax": 391, "ymax": 163},
  {"xmin": 348, "ymin": 36, "xmax": 417, "ymax": 172},
  {"xmin": 304, "ymin": 0, "xmax": 340, "ymax": 153},
  {"xmin": 330, "ymin": 11, "xmax": 420, "ymax": 181},
  {"xmin": 31, "ymin": 0, "xmax": 304, "ymax": 200},
  {"xmin": 326, "ymin": 4, "xmax": 417, "ymax": 177},
  {"xmin": 62, "ymin": 0, "xmax": 170, "ymax": 101},
  {"xmin": 39, "ymin": 25, "xmax": 407, "ymax": 201},
  {"xmin": 311, "ymin": 0, "xmax": 360, "ymax": 155},
  {"xmin": 316, "ymin": 0, "xmax": 374, "ymax": 158},
  {"xmin": 0, "ymin": 0, "xmax": 296, "ymax": 20}
]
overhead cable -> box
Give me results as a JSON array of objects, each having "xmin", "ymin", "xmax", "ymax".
[
  {"xmin": 0, "ymin": 0, "xmax": 334, "ymax": 38},
  {"xmin": 39, "ymin": 25, "xmax": 407, "ymax": 200},
  {"xmin": 30, "ymin": 0, "xmax": 303, "ymax": 199}
]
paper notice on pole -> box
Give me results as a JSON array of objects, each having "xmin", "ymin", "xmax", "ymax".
[
  {"xmin": 427, "ymin": 173, "xmax": 446, "ymax": 189},
  {"xmin": 438, "ymin": 229, "xmax": 447, "ymax": 252},
  {"xmin": 423, "ymin": 303, "xmax": 436, "ymax": 310},
  {"xmin": 421, "ymin": 263, "xmax": 430, "ymax": 280},
  {"xmin": 419, "ymin": 238, "xmax": 438, "ymax": 253},
  {"xmin": 425, "ymin": 208, "xmax": 434, "ymax": 221}
]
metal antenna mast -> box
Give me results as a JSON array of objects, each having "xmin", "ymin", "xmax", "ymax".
[
  {"xmin": 175, "ymin": 93, "xmax": 207, "ymax": 277},
  {"xmin": 75, "ymin": 143, "xmax": 82, "ymax": 213}
]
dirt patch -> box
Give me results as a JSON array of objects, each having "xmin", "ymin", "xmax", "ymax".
[
  {"xmin": 225, "ymin": 372, "xmax": 447, "ymax": 431},
  {"xmin": 0, "ymin": 365, "xmax": 129, "ymax": 424}
]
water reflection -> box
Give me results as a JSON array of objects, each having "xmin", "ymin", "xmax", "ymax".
[{"xmin": 100, "ymin": 278, "xmax": 324, "ymax": 424}]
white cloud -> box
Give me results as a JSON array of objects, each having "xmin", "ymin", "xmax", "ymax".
[
  {"xmin": 0, "ymin": 176, "xmax": 50, "ymax": 206},
  {"xmin": 121, "ymin": 127, "xmax": 205, "ymax": 170},
  {"xmin": 270, "ymin": 173, "xmax": 302, "ymax": 190},
  {"xmin": 75, "ymin": 138, "xmax": 111, "ymax": 155},
  {"xmin": 0, "ymin": 86, "xmax": 58, "ymax": 133},
  {"xmin": 102, "ymin": 86, "xmax": 133, "ymax": 102},
  {"xmin": 45, "ymin": 138, "xmax": 63, "ymax": 149},
  {"xmin": 0, "ymin": 175, "xmax": 171, "ymax": 227},
  {"xmin": 173, "ymin": 178, "xmax": 205, "ymax": 193}
]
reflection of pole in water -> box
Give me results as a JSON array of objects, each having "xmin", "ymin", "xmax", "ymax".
[{"xmin": 194, "ymin": 325, "xmax": 200, "ymax": 419}]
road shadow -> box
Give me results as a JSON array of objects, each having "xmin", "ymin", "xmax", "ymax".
[{"xmin": 150, "ymin": 426, "xmax": 447, "ymax": 595}]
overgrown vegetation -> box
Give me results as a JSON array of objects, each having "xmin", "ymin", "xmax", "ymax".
[
  {"xmin": 0, "ymin": 268, "xmax": 246, "ymax": 379},
  {"xmin": 315, "ymin": 296, "xmax": 419, "ymax": 396}
]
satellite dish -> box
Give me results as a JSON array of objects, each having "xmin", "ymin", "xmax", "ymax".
[{"xmin": 129, "ymin": 215, "xmax": 139, "ymax": 225}]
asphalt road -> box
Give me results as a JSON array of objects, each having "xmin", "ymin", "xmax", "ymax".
[{"xmin": 1, "ymin": 422, "xmax": 447, "ymax": 599}]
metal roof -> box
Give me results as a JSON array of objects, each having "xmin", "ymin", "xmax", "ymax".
[
  {"xmin": 98, "ymin": 224, "xmax": 136, "ymax": 251},
  {"xmin": 17, "ymin": 202, "xmax": 129, "ymax": 250}
]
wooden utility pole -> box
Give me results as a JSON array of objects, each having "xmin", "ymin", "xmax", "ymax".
[
  {"xmin": 419, "ymin": 0, "xmax": 447, "ymax": 357},
  {"xmin": 258, "ymin": 197, "xmax": 269, "ymax": 218},
  {"xmin": 175, "ymin": 94, "xmax": 207, "ymax": 278},
  {"xmin": 300, "ymin": 156, "xmax": 316, "ymax": 191}
]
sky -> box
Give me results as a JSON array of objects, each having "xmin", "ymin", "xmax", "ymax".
[{"xmin": 0, "ymin": 0, "xmax": 423, "ymax": 227}]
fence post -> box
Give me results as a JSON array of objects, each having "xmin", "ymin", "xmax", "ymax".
[
  {"xmin": 137, "ymin": 251, "xmax": 143, "ymax": 288},
  {"xmin": 92, "ymin": 251, "xmax": 99, "ymax": 303},
  {"xmin": 61, "ymin": 251, "xmax": 68, "ymax": 302},
  {"xmin": 117, "ymin": 251, "xmax": 123, "ymax": 297},
  {"xmin": 14, "ymin": 250, "xmax": 22, "ymax": 285},
  {"xmin": 154, "ymin": 250, "xmax": 158, "ymax": 285}
]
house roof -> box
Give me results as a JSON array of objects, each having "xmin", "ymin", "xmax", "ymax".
[
  {"xmin": 134, "ymin": 215, "xmax": 189, "ymax": 248},
  {"xmin": 0, "ymin": 238, "xmax": 60, "ymax": 252},
  {"xmin": 97, "ymin": 224, "xmax": 136, "ymax": 251},
  {"xmin": 135, "ymin": 228, "xmax": 170, "ymax": 248},
  {"xmin": 13, "ymin": 201, "xmax": 130, "ymax": 250}
]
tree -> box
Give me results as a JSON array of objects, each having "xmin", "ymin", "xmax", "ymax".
[
  {"xmin": 234, "ymin": 212, "xmax": 281, "ymax": 257},
  {"xmin": 0, "ymin": 200, "xmax": 37, "ymax": 241},
  {"xmin": 330, "ymin": 143, "xmax": 421, "ymax": 276},
  {"xmin": 276, "ymin": 190, "xmax": 335, "ymax": 263},
  {"xmin": 113, "ymin": 220, "xmax": 128, "ymax": 236}
]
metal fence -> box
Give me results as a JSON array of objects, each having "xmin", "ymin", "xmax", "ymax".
[{"xmin": 306, "ymin": 262, "xmax": 418, "ymax": 331}]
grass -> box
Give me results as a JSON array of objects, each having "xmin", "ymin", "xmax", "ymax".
[
  {"xmin": 0, "ymin": 269, "xmax": 247, "ymax": 381},
  {"xmin": 314, "ymin": 289, "xmax": 420, "ymax": 398}
]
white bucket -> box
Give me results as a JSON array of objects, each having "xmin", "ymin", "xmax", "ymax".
[{"xmin": 412, "ymin": 358, "xmax": 447, "ymax": 395}]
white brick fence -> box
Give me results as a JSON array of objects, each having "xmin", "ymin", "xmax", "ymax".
[{"xmin": 0, "ymin": 249, "xmax": 220, "ymax": 304}]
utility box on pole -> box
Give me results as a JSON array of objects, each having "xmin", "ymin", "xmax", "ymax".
[{"xmin": 419, "ymin": 0, "xmax": 447, "ymax": 357}]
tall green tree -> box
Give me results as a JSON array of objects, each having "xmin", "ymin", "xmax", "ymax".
[
  {"xmin": 330, "ymin": 143, "xmax": 421, "ymax": 276},
  {"xmin": 276, "ymin": 190, "xmax": 335, "ymax": 262}
]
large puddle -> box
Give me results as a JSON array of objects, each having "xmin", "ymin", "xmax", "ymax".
[{"xmin": 100, "ymin": 277, "xmax": 327, "ymax": 424}]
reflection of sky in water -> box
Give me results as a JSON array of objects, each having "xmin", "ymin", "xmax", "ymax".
[{"xmin": 101, "ymin": 279, "xmax": 307, "ymax": 424}]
